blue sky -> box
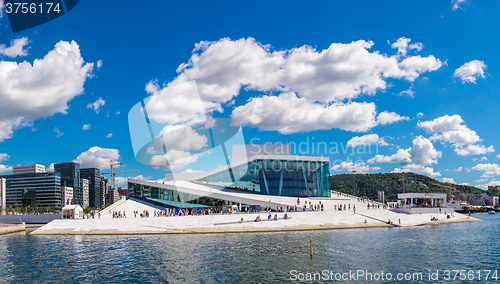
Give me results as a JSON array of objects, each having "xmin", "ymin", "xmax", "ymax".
[{"xmin": 1, "ymin": 0, "xmax": 500, "ymax": 188}]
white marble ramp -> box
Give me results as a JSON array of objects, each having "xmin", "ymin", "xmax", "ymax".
[
  {"xmin": 31, "ymin": 195, "xmax": 480, "ymax": 235},
  {"xmin": 100, "ymin": 198, "xmax": 164, "ymax": 219}
]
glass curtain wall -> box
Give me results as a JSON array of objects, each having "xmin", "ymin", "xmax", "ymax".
[{"xmin": 195, "ymin": 159, "xmax": 330, "ymax": 198}]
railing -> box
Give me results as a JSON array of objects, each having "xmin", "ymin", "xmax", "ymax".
[{"xmin": 392, "ymin": 207, "xmax": 455, "ymax": 214}]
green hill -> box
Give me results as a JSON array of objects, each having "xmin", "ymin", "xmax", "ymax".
[{"xmin": 330, "ymin": 172, "xmax": 487, "ymax": 202}]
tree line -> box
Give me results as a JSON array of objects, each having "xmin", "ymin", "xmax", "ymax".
[{"xmin": 330, "ymin": 172, "xmax": 488, "ymax": 202}]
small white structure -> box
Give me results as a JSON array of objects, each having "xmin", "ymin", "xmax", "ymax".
[
  {"xmin": 398, "ymin": 193, "xmax": 447, "ymax": 207},
  {"xmin": 396, "ymin": 193, "xmax": 452, "ymax": 214},
  {"xmin": 62, "ymin": 205, "xmax": 83, "ymax": 219}
]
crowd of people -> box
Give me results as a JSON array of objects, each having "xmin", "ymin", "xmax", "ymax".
[
  {"xmin": 250, "ymin": 213, "xmax": 291, "ymax": 223},
  {"xmin": 103, "ymin": 193, "xmax": 396, "ymax": 221}
]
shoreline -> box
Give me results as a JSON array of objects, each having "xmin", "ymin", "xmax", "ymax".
[
  {"xmin": 0, "ymin": 223, "xmax": 26, "ymax": 235},
  {"xmin": 30, "ymin": 215, "xmax": 482, "ymax": 235}
]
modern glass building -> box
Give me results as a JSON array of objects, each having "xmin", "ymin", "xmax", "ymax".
[
  {"xmin": 54, "ymin": 162, "xmax": 81, "ymax": 205},
  {"xmin": 128, "ymin": 182, "xmax": 239, "ymax": 208},
  {"xmin": 1, "ymin": 172, "xmax": 62, "ymax": 208},
  {"xmin": 195, "ymin": 156, "xmax": 330, "ymax": 198},
  {"xmin": 128, "ymin": 146, "xmax": 330, "ymax": 208},
  {"xmin": 80, "ymin": 168, "xmax": 101, "ymax": 208}
]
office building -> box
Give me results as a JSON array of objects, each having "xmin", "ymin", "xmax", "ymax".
[
  {"xmin": 107, "ymin": 189, "xmax": 120, "ymax": 204},
  {"xmin": 81, "ymin": 178, "xmax": 89, "ymax": 209},
  {"xmin": 54, "ymin": 162, "xmax": 81, "ymax": 205},
  {"xmin": 1, "ymin": 172, "xmax": 62, "ymax": 208},
  {"xmin": 80, "ymin": 168, "xmax": 100, "ymax": 208},
  {"xmin": 100, "ymin": 176, "xmax": 110, "ymax": 207},
  {"xmin": 61, "ymin": 186, "xmax": 73, "ymax": 206},
  {"xmin": 13, "ymin": 164, "xmax": 45, "ymax": 175}
]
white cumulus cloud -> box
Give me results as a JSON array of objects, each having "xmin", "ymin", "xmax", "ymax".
[
  {"xmin": 454, "ymin": 60, "xmax": 486, "ymax": 84},
  {"xmin": 154, "ymin": 37, "xmax": 442, "ymax": 134},
  {"xmin": 82, "ymin": 124, "xmax": 91, "ymax": 130},
  {"xmin": 441, "ymin": 177, "xmax": 456, "ymax": 184},
  {"xmin": 409, "ymin": 136, "xmax": 442, "ymax": 166},
  {"xmin": 418, "ymin": 114, "xmax": 492, "ymax": 156},
  {"xmin": 390, "ymin": 37, "xmax": 423, "ymax": 56},
  {"xmin": 368, "ymin": 148, "xmax": 412, "ymax": 164},
  {"xmin": 74, "ymin": 146, "xmax": 121, "ymax": 169},
  {"xmin": 87, "ymin": 97, "xmax": 105, "ymax": 114},
  {"xmin": 232, "ymin": 92, "xmax": 382, "ymax": 134},
  {"xmin": 172, "ymin": 38, "xmax": 441, "ymax": 104},
  {"xmin": 0, "ymin": 41, "xmax": 93, "ymax": 142},
  {"xmin": 455, "ymin": 144, "xmax": 494, "ymax": 156},
  {"xmin": 347, "ymin": 134, "xmax": 388, "ymax": 148},
  {"xmin": 148, "ymin": 125, "xmax": 208, "ymax": 155},
  {"xmin": 0, "ymin": 153, "xmax": 12, "ymax": 174},
  {"xmin": 0, "ymin": 37, "xmax": 30, "ymax": 58},
  {"xmin": 472, "ymin": 163, "xmax": 500, "ymax": 177},
  {"xmin": 149, "ymin": 150, "xmax": 203, "ymax": 170},
  {"xmin": 368, "ymin": 136, "xmax": 441, "ymax": 166},
  {"xmin": 115, "ymin": 175, "xmax": 150, "ymax": 186},
  {"xmin": 392, "ymin": 164, "xmax": 441, "ymax": 178},
  {"xmin": 377, "ymin": 111, "xmax": 409, "ymax": 125},
  {"xmin": 331, "ymin": 161, "xmax": 380, "ymax": 174}
]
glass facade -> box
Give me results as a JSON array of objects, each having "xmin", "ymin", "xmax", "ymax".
[
  {"xmin": 1, "ymin": 172, "xmax": 62, "ymax": 208},
  {"xmin": 80, "ymin": 168, "xmax": 101, "ymax": 208},
  {"xmin": 196, "ymin": 159, "xmax": 331, "ymax": 198},
  {"xmin": 54, "ymin": 162, "xmax": 81, "ymax": 205},
  {"xmin": 128, "ymin": 182, "xmax": 239, "ymax": 208}
]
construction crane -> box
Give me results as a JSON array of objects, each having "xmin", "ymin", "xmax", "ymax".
[
  {"xmin": 84, "ymin": 160, "xmax": 133, "ymax": 190},
  {"xmin": 398, "ymin": 173, "xmax": 406, "ymax": 193},
  {"xmin": 102, "ymin": 170, "xmax": 139, "ymax": 190},
  {"xmin": 432, "ymin": 183, "xmax": 455, "ymax": 202}
]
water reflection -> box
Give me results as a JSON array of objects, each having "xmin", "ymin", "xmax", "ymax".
[{"xmin": 0, "ymin": 214, "xmax": 498, "ymax": 283}]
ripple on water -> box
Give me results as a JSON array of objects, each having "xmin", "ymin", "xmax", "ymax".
[{"xmin": 0, "ymin": 215, "xmax": 498, "ymax": 283}]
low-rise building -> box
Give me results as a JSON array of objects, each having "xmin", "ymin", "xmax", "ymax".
[{"xmin": 13, "ymin": 164, "xmax": 45, "ymax": 175}]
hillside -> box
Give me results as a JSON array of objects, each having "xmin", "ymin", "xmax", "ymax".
[{"xmin": 330, "ymin": 172, "xmax": 487, "ymax": 202}]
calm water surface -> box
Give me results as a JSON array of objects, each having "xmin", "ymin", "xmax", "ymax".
[{"xmin": 0, "ymin": 214, "xmax": 499, "ymax": 283}]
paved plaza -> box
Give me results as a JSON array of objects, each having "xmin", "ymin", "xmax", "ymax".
[{"xmin": 32, "ymin": 193, "xmax": 481, "ymax": 235}]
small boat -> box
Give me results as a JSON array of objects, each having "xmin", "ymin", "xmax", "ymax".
[{"xmin": 488, "ymin": 210, "xmax": 495, "ymax": 215}]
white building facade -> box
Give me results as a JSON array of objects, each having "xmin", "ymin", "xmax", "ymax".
[
  {"xmin": 61, "ymin": 186, "xmax": 74, "ymax": 206},
  {"xmin": 0, "ymin": 177, "xmax": 6, "ymax": 214},
  {"xmin": 81, "ymin": 178, "xmax": 89, "ymax": 208},
  {"xmin": 13, "ymin": 164, "xmax": 46, "ymax": 175}
]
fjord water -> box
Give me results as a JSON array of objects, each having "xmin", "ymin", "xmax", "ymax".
[{"xmin": 0, "ymin": 214, "xmax": 498, "ymax": 283}]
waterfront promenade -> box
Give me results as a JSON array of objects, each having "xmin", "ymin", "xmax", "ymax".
[
  {"xmin": 31, "ymin": 194, "xmax": 481, "ymax": 235},
  {"xmin": 0, "ymin": 223, "xmax": 25, "ymax": 235}
]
